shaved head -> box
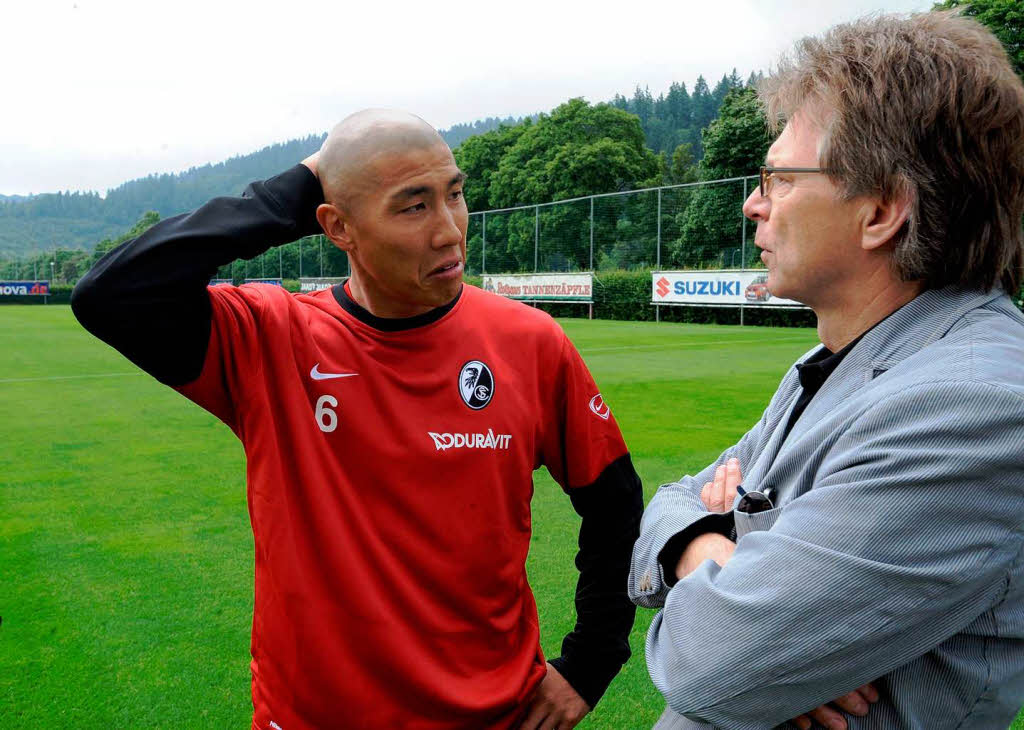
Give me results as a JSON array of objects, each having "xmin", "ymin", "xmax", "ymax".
[
  {"xmin": 312, "ymin": 107, "xmax": 468, "ymax": 319},
  {"xmin": 319, "ymin": 109, "xmax": 449, "ymax": 212}
]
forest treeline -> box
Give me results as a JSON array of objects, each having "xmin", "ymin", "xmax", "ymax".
[
  {"xmin": 5, "ymin": 81, "xmax": 774, "ymax": 286},
  {"xmin": 0, "ymin": 73, "xmax": 747, "ymax": 260}
]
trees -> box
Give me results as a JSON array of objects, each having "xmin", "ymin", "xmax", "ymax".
[
  {"xmin": 669, "ymin": 86, "xmax": 771, "ymax": 269},
  {"xmin": 486, "ymin": 98, "xmax": 660, "ymax": 207},
  {"xmin": 453, "ymin": 122, "xmax": 528, "ymax": 213},
  {"xmin": 667, "ymin": 143, "xmax": 699, "ymax": 185},
  {"xmin": 690, "ymin": 76, "xmax": 717, "ymax": 134},
  {"xmin": 698, "ymin": 86, "xmax": 773, "ymax": 179},
  {"xmin": 455, "ymin": 100, "xmax": 661, "ymax": 273},
  {"xmin": 92, "ymin": 211, "xmax": 161, "ymax": 265}
]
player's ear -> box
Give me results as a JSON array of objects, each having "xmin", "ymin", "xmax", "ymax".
[{"xmin": 317, "ymin": 203, "xmax": 356, "ymax": 252}]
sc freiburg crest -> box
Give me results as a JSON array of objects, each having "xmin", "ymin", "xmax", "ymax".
[{"xmin": 459, "ymin": 360, "xmax": 494, "ymax": 410}]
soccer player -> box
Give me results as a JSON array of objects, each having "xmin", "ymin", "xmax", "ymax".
[{"xmin": 71, "ymin": 110, "xmax": 643, "ymax": 730}]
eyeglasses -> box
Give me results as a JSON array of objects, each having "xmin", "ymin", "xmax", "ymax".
[
  {"xmin": 758, "ymin": 166, "xmax": 829, "ymax": 197},
  {"xmin": 736, "ymin": 484, "xmax": 776, "ymax": 514}
]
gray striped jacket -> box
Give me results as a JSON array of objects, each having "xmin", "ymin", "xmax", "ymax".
[{"xmin": 629, "ymin": 287, "xmax": 1024, "ymax": 730}]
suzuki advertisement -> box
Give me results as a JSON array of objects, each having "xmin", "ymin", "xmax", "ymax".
[{"xmin": 652, "ymin": 271, "xmax": 803, "ymax": 307}]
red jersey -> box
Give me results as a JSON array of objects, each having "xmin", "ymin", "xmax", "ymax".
[{"xmin": 177, "ymin": 282, "xmax": 629, "ymax": 730}]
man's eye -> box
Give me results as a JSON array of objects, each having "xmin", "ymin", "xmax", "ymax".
[
  {"xmin": 402, "ymin": 202, "xmax": 426, "ymax": 213},
  {"xmin": 450, "ymin": 189, "xmax": 463, "ymax": 200}
]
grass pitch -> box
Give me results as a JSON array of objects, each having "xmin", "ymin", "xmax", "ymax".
[{"xmin": 1, "ymin": 305, "xmax": 1020, "ymax": 729}]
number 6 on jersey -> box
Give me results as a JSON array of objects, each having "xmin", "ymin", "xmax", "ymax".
[{"xmin": 315, "ymin": 395, "xmax": 338, "ymax": 433}]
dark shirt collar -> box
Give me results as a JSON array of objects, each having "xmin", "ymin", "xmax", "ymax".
[
  {"xmin": 332, "ymin": 281, "xmax": 462, "ymax": 332},
  {"xmin": 794, "ymin": 336, "xmax": 861, "ymax": 394},
  {"xmin": 795, "ymin": 306, "xmax": 899, "ymax": 394},
  {"xmin": 796, "ymin": 303, "xmax": 907, "ymax": 392}
]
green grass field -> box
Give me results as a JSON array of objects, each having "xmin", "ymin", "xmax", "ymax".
[{"xmin": 1, "ymin": 305, "xmax": 1021, "ymax": 729}]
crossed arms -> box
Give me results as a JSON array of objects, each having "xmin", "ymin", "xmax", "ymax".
[{"xmin": 630, "ymin": 378, "xmax": 1024, "ymax": 729}]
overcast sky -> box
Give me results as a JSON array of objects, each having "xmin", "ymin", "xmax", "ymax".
[{"xmin": 1, "ymin": 0, "xmax": 931, "ymax": 196}]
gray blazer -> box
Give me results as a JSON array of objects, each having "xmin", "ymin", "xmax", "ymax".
[{"xmin": 629, "ymin": 287, "xmax": 1024, "ymax": 730}]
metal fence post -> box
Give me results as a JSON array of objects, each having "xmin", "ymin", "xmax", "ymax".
[
  {"xmin": 482, "ymin": 212, "xmax": 487, "ymax": 274},
  {"xmin": 534, "ymin": 205, "xmax": 539, "ymax": 272},
  {"xmin": 589, "ymin": 197, "xmax": 594, "ymax": 271},
  {"xmin": 319, "ymin": 235, "xmax": 324, "ymax": 277},
  {"xmin": 656, "ymin": 187, "xmax": 662, "ymax": 269},
  {"xmin": 656, "ymin": 188, "xmax": 662, "ymax": 323},
  {"xmin": 299, "ymin": 238, "xmax": 303, "ymax": 278}
]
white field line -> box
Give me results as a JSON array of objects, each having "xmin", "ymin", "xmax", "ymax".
[
  {"xmin": 0, "ymin": 372, "xmax": 143, "ymax": 384},
  {"xmin": 579, "ymin": 335, "xmax": 815, "ymax": 354}
]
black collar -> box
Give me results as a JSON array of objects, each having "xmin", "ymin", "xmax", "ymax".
[
  {"xmin": 331, "ymin": 282, "xmax": 462, "ymax": 332},
  {"xmin": 794, "ymin": 337, "xmax": 860, "ymax": 394}
]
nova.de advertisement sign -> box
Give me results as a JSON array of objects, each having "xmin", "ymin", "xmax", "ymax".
[
  {"xmin": 0, "ymin": 280, "xmax": 50, "ymax": 296},
  {"xmin": 482, "ymin": 273, "xmax": 593, "ymax": 302},
  {"xmin": 652, "ymin": 271, "xmax": 803, "ymax": 307},
  {"xmin": 243, "ymin": 278, "xmax": 284, "ymax": 287}
]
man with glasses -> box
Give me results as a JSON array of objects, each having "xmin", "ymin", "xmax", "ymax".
[{"xmin": 630, "ymin": 11, "xmax": 1024, "ymax": 730}]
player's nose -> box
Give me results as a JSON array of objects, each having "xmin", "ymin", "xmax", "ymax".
[{"xmin": 432, "ymin": 203, "xmax": 463, "ymax": 249}]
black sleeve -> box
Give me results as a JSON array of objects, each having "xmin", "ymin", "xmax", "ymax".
[
  {"xmin": 70, "ymin": 164, "xmax": 324, "ymax": 386},
  {"xmin": 548, "ymin": 452, "xmax": 643, "ymax": 709},
  {"xmin": 657, "ymin": 512, "xmax": 736, "ymax": 588}
]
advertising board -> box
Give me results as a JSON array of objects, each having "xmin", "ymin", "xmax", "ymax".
[
  {"xmin": 482, "ymin": 273, "xmax": 593, "ymax": 302},
  {"xmin": 652, "ymin": 271, "xmax": 803, "ymax": 307},
  {"xmin": 299, "ymin": 277, "xmax": 346, "ymax": 292},
  {"xmin": 0, "ymin": 281, "xmax": 49, "ymax": 296}
]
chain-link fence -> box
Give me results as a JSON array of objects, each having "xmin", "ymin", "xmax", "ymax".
[
  {"xmin": 212, "ymin": 234, "xmax": 351, "ymax": 282},
  {"xmin": 4, "ymin": 176, "xmax": 755, "ymax": 286},
  {"xmin": 467, "ymin": 175, "xmax": 759, "ymax": 275}
]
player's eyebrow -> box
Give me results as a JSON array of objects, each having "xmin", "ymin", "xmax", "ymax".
[
  {"xmin": 390, "ymin": 173, "xmax": 467, "ymax": 203},
  {"xmin": 391, "ymin": 185, "xmax": 430, "ymax": 202}
]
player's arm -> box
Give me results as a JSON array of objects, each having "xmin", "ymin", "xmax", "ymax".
[
  {"xmin": 530, "ymin": 333, "xmax": 644, "ymax": 716},
  {"xmin": 547, "ymin": 451, "xmax": 644, "ymax": 712},
  {"xmin": 645, "ymin": 381, "xmax": 1024, "ymax": 728},
  {"xmin": 71, "ymin": 161, "xmax": 323, "ymax": 386}
]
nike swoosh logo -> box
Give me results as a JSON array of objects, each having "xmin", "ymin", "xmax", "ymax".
[{"xmin": 310, "ymin": 364, "xmax": 359, "ymax": 380}]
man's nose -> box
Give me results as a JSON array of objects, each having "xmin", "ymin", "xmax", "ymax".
[
  {"xmin": 742, "ymin": 187, "xmax": 768, "ymax": 223},
  {"xmin": 432, "ymin": 204, "xmax": 464, "ymax": 248}
]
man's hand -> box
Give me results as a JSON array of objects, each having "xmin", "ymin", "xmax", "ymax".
[
  {"xmin": 674, "ymin": 457, "xmax": 744, "ymax": 580},
  {"xmin": 791, "ymin": 683, "xmax": 880, "ymax": 730},
  {"xmin": 700, "ymin": 457, "xmax": 743, "ymax": 512},
  {"xmin": 302, "ymin": 150, "xmax": 320, "ymax": 179},
  {"xmin": 696, "ymin": 458, "xmax": 881, "ymax": 729},
  {"xmin": 516, "ymin": 662, "xmax": 590, "ymax": 730}
]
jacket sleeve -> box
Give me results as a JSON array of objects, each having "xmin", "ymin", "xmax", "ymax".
[
  {"xmin": 70, "ymin": 164, "xmax": 324, "ymax": 387},
  {"xmin": 541, "ymin": 333, "xmax": 644, "ymax": 709},
  {"xmin": 628, "ymin": 392, "xmax": 778, "ymax": 609},
  {"xmin": 645, "ymin": 381, "xmax": 1024, "ymax": 729}
]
